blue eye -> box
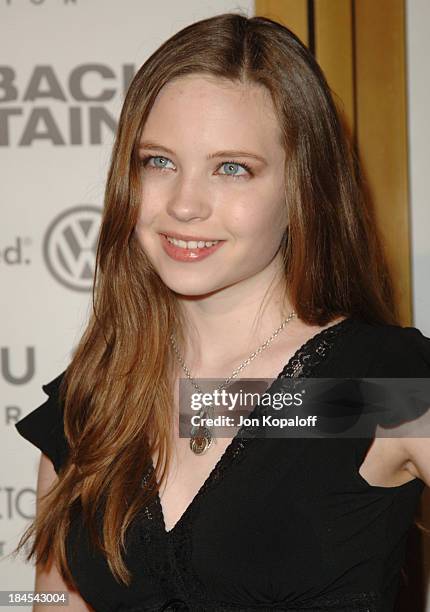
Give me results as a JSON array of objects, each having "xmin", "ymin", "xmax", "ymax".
[
  {"xmin": 141, "ymin": 156, "xmax": 174, "ymax": 170},
  {"xmin": 218, "ymin": 161, "xmax": 251, "ymax": 178}
]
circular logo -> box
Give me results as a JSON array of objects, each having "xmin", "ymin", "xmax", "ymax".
[{"xmin": 43, "ymin": 205, "xmax": 102, "ymax": 292}]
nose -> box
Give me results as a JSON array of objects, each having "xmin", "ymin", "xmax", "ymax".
[{"xmin": 166, "ymin": 176, "xmax": 212, "ymax": 223}]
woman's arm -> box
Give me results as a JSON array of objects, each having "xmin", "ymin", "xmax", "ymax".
[
  {"xmin": 33, "ymin": 454, "xmax": 94, "ymax": 612},
  {"xmin": 401, "ymin": 437, "xmax": 430, "ymax": 486},
  {"xmin": 388, "ymin": 404, "xmax": 430, "ymax": 486}
]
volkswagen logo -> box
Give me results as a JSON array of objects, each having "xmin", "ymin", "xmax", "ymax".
[{"xmin": 43, "ymin": 205, "xmax": 102, "ymax": 292}]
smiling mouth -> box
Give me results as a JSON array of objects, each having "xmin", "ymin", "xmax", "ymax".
[
  {"xmin": 159, "ymin": 233, "xmax": 226, "ymax": 262},
  {"xmin": 162, "ymin": 234, "xmax": 221, "ymax": 249}
]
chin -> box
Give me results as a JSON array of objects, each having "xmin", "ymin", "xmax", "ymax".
[{"xmin": 154, "ymin": 270, "xmax": 224, "ymax": 297}]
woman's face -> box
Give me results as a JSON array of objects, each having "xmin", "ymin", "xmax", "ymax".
[{"xmin": 135, "ymin": 74, "xmax": 288, "ymax": 297}]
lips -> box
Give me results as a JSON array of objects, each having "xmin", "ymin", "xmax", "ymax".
[{"xmin": 159, "ymin": 233, "xmax": 225, "ymax": 263}]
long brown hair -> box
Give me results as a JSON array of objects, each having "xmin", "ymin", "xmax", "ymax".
[{"xmin": 14, "ymin": 11, "xmax": 399, "ymax": 587}]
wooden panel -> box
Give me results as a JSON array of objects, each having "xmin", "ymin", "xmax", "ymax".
[
  {"xmin": 255, "ymin": 0, "xmax": 411, "ymax": 324},
  {"xmin": 355, "ymin": 0, "xmax": 411, "ymax": 324},
  {"xmin": 314, "ymin": 0, "xmax": 354, "ymax": 131},
  {"xmin": 255, "ymin": 0, "xmax": 308, "ymax": 45}
]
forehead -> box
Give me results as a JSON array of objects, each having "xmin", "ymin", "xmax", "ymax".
[{"xmin": 140, "ymin": 74, "xmax": 283, "ymax": 150}]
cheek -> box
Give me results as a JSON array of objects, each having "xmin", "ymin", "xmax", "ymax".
[
  {"xmin": 135, "ymin": 193, "xmax": 161, "ymax": 230},
  {"xmin": 226, "ymin": 195, "xmax": 286, "ymax": 241}
]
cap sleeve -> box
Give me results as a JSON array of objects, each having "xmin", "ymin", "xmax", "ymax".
[
  {"xmin": 368, "ymin": 325, "xmax": 430, "ymax": 428},
  {"xmin": 15, "ymin": 370, "xmax": 69, "ymax": 475},
  {"xmin": 371, "ymin": 326, "xmax": 430, "ymax": 376}
]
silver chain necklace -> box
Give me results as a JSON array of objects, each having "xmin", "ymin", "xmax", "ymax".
[{"xmin": 169, "ymin": 311, "xmax": 297, "ymax": 455}]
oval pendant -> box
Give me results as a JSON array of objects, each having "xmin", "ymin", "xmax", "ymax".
[{"xmin": 190, "ymin": 427, "xmax": 212, "ymax": 455}]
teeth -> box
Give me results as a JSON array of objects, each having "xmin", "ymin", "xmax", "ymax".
[{"xmin": 165, "ymin": 235, "xmax": 219, "ymax": 249}]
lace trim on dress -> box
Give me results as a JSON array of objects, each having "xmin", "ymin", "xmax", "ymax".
[{"xmin": 136, "ymin": 470, "xmax": 173, "ymax": 594}]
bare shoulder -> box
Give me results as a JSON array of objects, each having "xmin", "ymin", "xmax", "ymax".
[{"xmin": 34, "ymin": 454, "xmax": 94, "ymax": 612}]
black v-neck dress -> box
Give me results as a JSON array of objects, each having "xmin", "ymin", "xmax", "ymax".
[{"xmin": 15, "ymin": 317, "xmax": 430, "ymax": 612}]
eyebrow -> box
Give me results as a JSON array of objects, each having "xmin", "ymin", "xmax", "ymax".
[{"xmin": 138, "ymin": 141, "xmax": 268, "ymax": 164}]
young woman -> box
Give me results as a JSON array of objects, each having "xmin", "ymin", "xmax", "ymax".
[{"xmin": 14, "ymin": 12, "xmax": 430, "ymax": 612}]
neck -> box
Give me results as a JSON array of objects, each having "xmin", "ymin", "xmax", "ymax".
[{"xmin": 175, "ymin": 259, "xmax": 295, "ymax": 373}]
